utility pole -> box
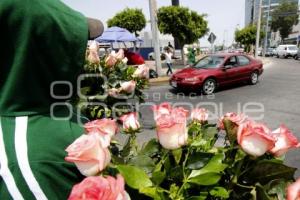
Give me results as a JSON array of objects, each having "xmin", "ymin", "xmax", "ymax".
[
  {"xmin": 255, "ymin": 0, "xmax": 262, "ymax": 58},
  {"xmin": 149, "ymin": 0, "xmax": 162, "ymax": 76},
  {"xmin": 171, "ymin": 0, "xmax": 180, "ymax": 50},
  {"xmin": 263, "ymin": 0, "xmax": 271, "ymax": 57}
]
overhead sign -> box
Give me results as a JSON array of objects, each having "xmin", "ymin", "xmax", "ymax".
[{"xmin": 208, "ymin": 32, "xmax": 217, "ymax": 44}]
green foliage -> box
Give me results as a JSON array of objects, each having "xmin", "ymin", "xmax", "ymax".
[
  {"xmin": 104, "ymin": 117, "xmax": 298, "ymax": 199},
  {"xmin": 157, "ymin": 6, "xmax": 209, "ymax": 47},
  {"xmin": 107, "ymin": 8, "xmax": 146, "ymax": 36},
  {"xmin": 271, "ymin": 0, "xmax": 299, "ymax": 41},
  {"xmin": 235, "ymin": 25, "xmax": 265, "ymax": 52}
]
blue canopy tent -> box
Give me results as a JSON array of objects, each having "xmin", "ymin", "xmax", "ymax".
[{"xmin": 95, "ymin": 26, "xmax": 142, "ymax": 43}]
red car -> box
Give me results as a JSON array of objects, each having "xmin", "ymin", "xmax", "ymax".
[{"xmin": 170, "ymin": 53, "xmax": 263, "ymax": 94}]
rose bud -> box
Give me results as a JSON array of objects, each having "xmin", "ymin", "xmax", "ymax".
[
  {"xmin": 105, "ymin": 54, "xmax": 117, "ymax": 67},
  {"xmin": 237, "ymin": 121, "xmax": 276, "ymax": 157},
  {"xmin": 133, "ymin": 64, "xmax": 150, "ymax": 79},
  {"xmin": 120, "ymin": 112, "xmax": 140, "ymax": 132},
  {"xmin": 152, "ymin": 102, "xmax": 172, "ymax": 120},
  {"xmin": 122, "ymin": 57, "xmax": 128, "ymax": 64},
  {"xmin": 115, "ymin": 49, "xmax": 125, "ymax": 60},
  {"xmin": 218, "ymin": 112, "xmax": 248, "ymax": 130},
  {"xmin": 287, "ymin": 177, "xmax": 300, "ymax": 200},
  {"xmin": 84, "ymin": 119, "xmax": 119, "ymax": 148},
  {"xmin": 65, "ymin": 134, "xmax": 111, "ymax": 176},
  {"xmin": 218, "ymin": 112, "xmax": 249, "ymax": 143},
  {"xmin": 270, "ymin": 125, "xmax": 300, "ymax": 157},
  {"xmin": 191, "ymin": 108, "xmax": 209, "ymax": 123},
  {"xmin": 87, "ymin": 41, "xmax": 100, "ymax": 64},
  {"xmin": 155, "ymin": 107, "xmax": 189, "ymax": 150},
  {"xmin": 108, "ymin": 88, "xmax": 120, "ymax": 98},
  {"xmin": 68, "ymin": 175, "xmax": 130, "ymax": 200},
  {"xmin": 120, "ymin": 80, "xmax": 136, "ymax": 94}
]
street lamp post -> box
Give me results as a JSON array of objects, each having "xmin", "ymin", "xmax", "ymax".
[
  {"xmin": 263, "ymin": 0, "xmax": 271, "ymax": 57},
  {"xmin": 255, "ymin": 0, "xmax": 263, "ymax": 58},
  {"xmin": 149, "ymin": 0, "xmax": 162, "ymax": 76}
]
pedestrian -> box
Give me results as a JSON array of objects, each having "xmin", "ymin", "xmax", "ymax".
[
  {"xmin": 168, "ymin": 41, "xmax": 174, "ymax": 52},
  {"xmin": 165, "ymin": 48, "xmax": 173, "ymax": 75},
  {"xmin": 0, "ymin": 0, "xmax": 103, "ymax": 199},
  {"xmin": 188, "ymin": 47, "xmax": 196, "ymax": 65}
]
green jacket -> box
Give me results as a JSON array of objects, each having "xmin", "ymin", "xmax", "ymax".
[{"xmin": 0, "ymin": 0, "xmax": 88, "ymax": 199}]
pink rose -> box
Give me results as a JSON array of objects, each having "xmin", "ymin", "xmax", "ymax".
[
  {"xmin": 120, "ymin": 112, "xmax": 140, "ymax": 131},
  {"xmin": 218, "ymin": 112, "xmax": 248, "ymax": 130},
  {"xmin": 120, "ymin": 80, "xmax": 136, "ymax": 93},
  {"xmin": 237, "ymin": 121, "xmax": 276, "ymax": 157},
  {"xmin": 122, "ymin": 57, "xmax": 128, "ymax": 64},
  {"xmin": 87, "ymin": 41, "xmax": 100, "ymax": 64},
  {"xmin": 105, "ymin": 54, "xmax": 118, "ymax": 67},
  {"xmin": 133, "ymin": 64, "xmax": 150, "ymax": 79},
  {"xmin": 113, "ymin": 49, "xmax": 125, "ymax": 60},
  {"xmin": 191, "ymin": 108, "xmax": 208, "ymax": 123},
  {"xmin": 270, "ymin": 125, "xmax": 300, "ymax": 157},
  {"xmin": 108, "ymin": 88, "xmax": 120, "ymax": 98},
  {"xmin": 155, "ymin": 106, "xmax": 189, "ymax": 150},
  {"xmin": 287, "ymin": 177, "xmax": 300, "ymax": 200},
  {"xmin": 65, "ymin": 134, "xmax": 111, "ymax": 176},
  {"xmin": 84, "ymin": 119, "xmax": 118, "ymax": 148},
  {"xmin": 68, "ymin": 175, "xmax": 129, "ymax": 200},
  {"xmin": 152, "ymin": 102, "xmax": 172, "ymax": 120}
]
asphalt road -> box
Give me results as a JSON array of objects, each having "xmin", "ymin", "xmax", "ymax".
[{"xmin": 124, "ymin": 57, "xmax": 300, "ymax": 176}]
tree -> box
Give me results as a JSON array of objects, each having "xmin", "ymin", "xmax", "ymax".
[
  {"xmin": 107, "ymin": 8, "xmax": 146, "ymax": 36},
  {"xmin": 235, "ymin": 25, "xmax": 265, "ymax": 52},
  {"xmin": 271, "ymin": 1, "xmax": 299, "ymax": 41},
  {"xmin": 157, "ymin": 6, "xmax": 208, "ymax": 61}
]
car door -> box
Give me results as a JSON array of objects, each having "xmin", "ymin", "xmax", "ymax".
[
  {"xmin": 223, "ymin": 56, "xmax": 240, "ymax": 84},
  {"xmin": 236, "ymin": 55, "xmax": 252, "ymax": 81}
]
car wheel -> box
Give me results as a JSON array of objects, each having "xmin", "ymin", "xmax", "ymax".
[
  {"xmin": 250, "ymin": 71, "xmax": 259, "ymax": 85},
  {"xmin": 202, "ymin": 78, "xmax": 216, "ymax": 95}
]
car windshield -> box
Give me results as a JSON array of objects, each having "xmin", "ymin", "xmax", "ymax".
[
  {"xmin": 288, "ymin": 46, "xmax": 298, "ymax": 50},
  {"xmin": 193, "ymin": 56, "xmax": 224, "ymax": 69}
]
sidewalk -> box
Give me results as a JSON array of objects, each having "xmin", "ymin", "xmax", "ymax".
[{"xmin": 148, "ymin": 57, "xmax": 272, "ymax": 86}]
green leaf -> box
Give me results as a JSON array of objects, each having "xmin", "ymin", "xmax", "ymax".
[
  {"xmin": 139, "ymin": 187, "xmax": 161, "ymax": 200},
  {"xmin": 240, "ymin": 160, "xmax": 296, "ymax": 185},
  {"xmin": 139, "ymin": 139, "xmax": 160, "ymax": 156},
  {"xmin": 172, "ymin": 148, "xmax": 182, "ymax": 164},
  {"xmin": 117, "ymin": 165, "xmax": 153, "ymax": 189},
  {"xmin": 128, "ymin": 155, "xmax": 155, "ymax": 174},
  {"xmin": 186, "ymin": 152, "xmax": 213, "ymax": 170},
  {"xmin": 188, "ymin": 172, "xmax": 221, "ymax": 186},
  {"xmin": 267, "ymin": 179, "xmax": 288, "ymax": 200},
  {"xmin": 151, "ymin": 170, "xmax": 166, "ymax": 186},
  {"xmin": 202, "ymin": 127, "xmax": 218, "ymax": 140},
  {"xmin": 209, "ymin": 187, "xmax": 229, "ymax": 199},
  {"xmin": 255, "ymin": 184, "xmax": 272, "ymax": 200},
  {"xmin": 188, "ymin": 153, "xmax": 227, "ymax": 178}
]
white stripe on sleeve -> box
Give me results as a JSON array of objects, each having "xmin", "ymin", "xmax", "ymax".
[
  {"xmin": 15, "ymin": 116, "xmax": 48, "ymax": 200},
  {"xmin": 0, "ymin": 118, "xmax": 24, "ymax": 200}
]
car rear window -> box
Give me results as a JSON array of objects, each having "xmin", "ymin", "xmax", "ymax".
[{"xmin": 194, "ymin": 56, "xmax": 224, "ymax": 69}]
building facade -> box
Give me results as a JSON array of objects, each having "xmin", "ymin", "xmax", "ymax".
[{"xmin": 245, "ymin": 0, "xmax": 299, "ymax": 46}]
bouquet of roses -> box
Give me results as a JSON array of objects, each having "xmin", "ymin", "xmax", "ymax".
[
  {"xmin": 78, "ymin": 41, "xmax": 149, "ymax": 120},
  {"xmin": 65, "ymin": 102, "xmax": 300, "ymax": 200}
]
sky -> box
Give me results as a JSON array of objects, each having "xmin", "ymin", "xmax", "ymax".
[{"xmin": 62, "ymin": 0, "xmax": 245, "ymax": 47}]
